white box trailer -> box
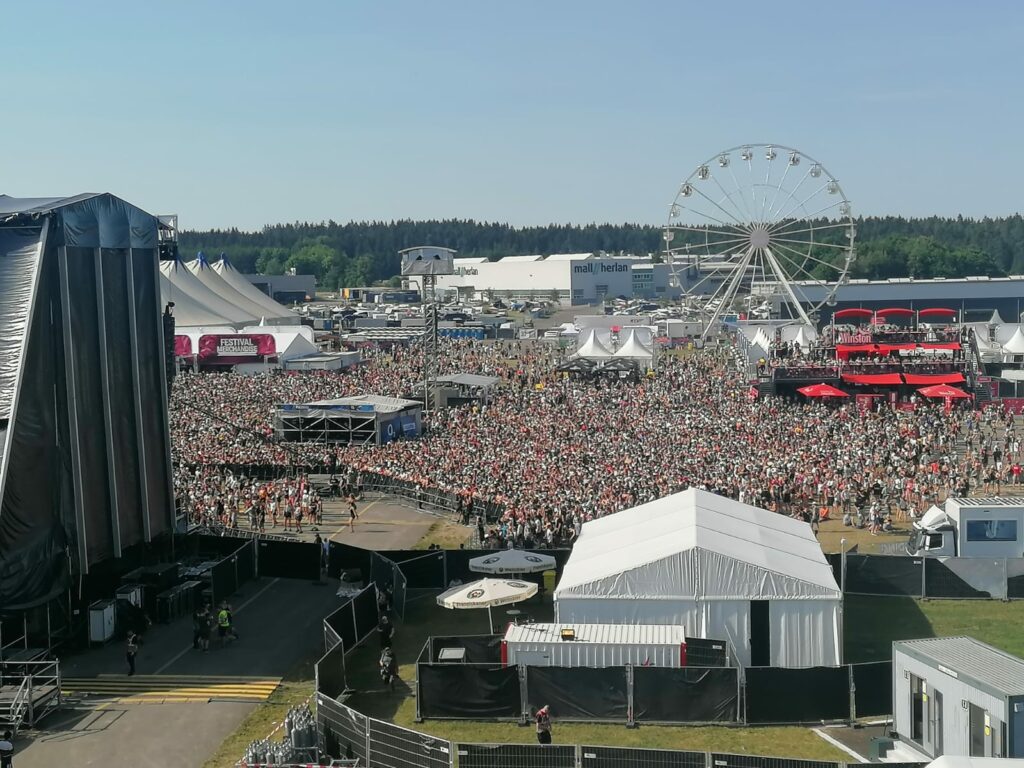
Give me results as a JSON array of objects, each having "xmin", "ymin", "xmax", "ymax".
[
  {"xmin": 907, "ymin": 498, "xmax": 1024, "ymax": 558},
  {"xmin": 501, "ymin": 623, "xmax": 686, "ymax": 668}
]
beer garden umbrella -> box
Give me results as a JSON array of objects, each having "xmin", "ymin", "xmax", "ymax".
[
  {"xmin": 917, "ymin": 384, "xmax": 971, "ymax": 399},
  {"xmin": 469, "ymin": 550, "xmax": 557, "ymax": 575},
  {"xmin": 437, "ymin": 578, "xmax": 538, "ymax": 632}
]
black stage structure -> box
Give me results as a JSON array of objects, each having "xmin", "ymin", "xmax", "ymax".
[{"xmin": 0, "ymin": 194, "xmax": 175, "ymax": 612}]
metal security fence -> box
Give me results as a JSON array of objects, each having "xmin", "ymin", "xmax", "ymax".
[
  {"xmin": 317, "ymin": 693, "xmax": 368, "ymax": 765},
  {"xmin": 368, "ymin": 719, "xmax": 451, "ymax": 768},
  {"xmin": 455, "ymin": 743, "xmax": 577, "ymax": 768},
  {"xmin": 835, "ymin": 552, "xmax": 1024, "ymax": 600},
  {"xmin": 710, "ymin": 755, "xmax": 839, "ymax": 768},
  {"xmin": 581, "ymin": 745, "xmax": 705, "ymax": 768}
]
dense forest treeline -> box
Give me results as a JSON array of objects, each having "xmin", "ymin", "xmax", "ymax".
[{"xmin": 178, "ymin": 216, "xmax": 1024, "ymax": 290}]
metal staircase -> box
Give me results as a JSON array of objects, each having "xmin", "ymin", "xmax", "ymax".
[{"xmin": 0, "ymin": 660, "xmax": 61, "ymax": 735}]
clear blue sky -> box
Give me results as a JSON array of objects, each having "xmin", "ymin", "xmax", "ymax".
[{"xmin": 4, "ymin": 0, "xmax": 1022, "ymax": 230}]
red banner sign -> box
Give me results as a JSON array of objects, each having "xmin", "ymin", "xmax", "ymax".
[
  {"xmin": 174, "ymin": 335, "xmax": 192, "ymax": 356},
  {"xmin": 198, "ymin": 334, "xmax": 276, "ymax": 364}
]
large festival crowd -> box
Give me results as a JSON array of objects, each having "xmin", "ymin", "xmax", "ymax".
[{"xmin": 171, "ymin": 336, "xmax": 1019, "ymax": 545}]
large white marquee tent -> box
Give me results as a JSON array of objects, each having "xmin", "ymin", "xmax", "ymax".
[{"xmin": 553, "ymin": 488, "xmax": 842, "ymax": 668}]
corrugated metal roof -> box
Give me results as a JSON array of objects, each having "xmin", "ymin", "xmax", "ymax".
[
  {"xmin": 504, "ymin": 623, "xmax": 685, "ymax": 645},
  {"xmin": 545, "ymin": 253, "xmax": 594, "ymax": 261},
  {"xmin": 306, "ymin": 394, "xmax": 419, "ymax": 413},
  {"xmin": 896, "ymin": 637, "xmax": 1024, "ymax": 695},
  {"xmin": 947, "ymin": 497, "xmax": 1024, "ymax": 507},
  {"xmin": 498, "ymin": 254, "xmax": 544, "ymax": 263}
]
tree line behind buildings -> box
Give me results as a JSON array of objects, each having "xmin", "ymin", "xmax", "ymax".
[{"xmin": 178, "ymin": 215, "xmax": 1024, "ymax": 291}]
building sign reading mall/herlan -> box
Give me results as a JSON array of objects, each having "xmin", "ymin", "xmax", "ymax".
[{"xmin": 573, "ymin": 263, "xmax": 629, "ymax": 274}]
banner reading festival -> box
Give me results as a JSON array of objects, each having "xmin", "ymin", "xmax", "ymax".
[{"xmin": 197, "ymin": 334, "xmax": 276, "ymax": 364}]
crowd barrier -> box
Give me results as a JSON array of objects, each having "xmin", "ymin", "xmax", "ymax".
[
  {"xmin": 829, "ymin": 552, "xmax": 1024, "ymax": 599},
  {"xmin": 316, "ymin": 695, "xmax": 925, "ymax": 768},
  {"xmin": 178, "ymin": 535, "xmax": 258, "ymax": 608},
  {"xmin": 414, "ymin": 652, "xmax": 892, "ymax": 726}
]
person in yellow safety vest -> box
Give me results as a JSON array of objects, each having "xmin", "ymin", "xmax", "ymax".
[{"xmin": 216, "ymin": 602, "xmax": 238, "ymax": 646}]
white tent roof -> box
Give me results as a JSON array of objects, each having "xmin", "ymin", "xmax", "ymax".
[
  {"xmin": 613, "ymin": 329, "xmax": 655, "ymax": 361},
  {"xmin": 161, "ymin": 259, "xmax": 256, "ymax": 325},
  {"xmin": 240, "ymin": 324, "xmax": 315, "ymax": 342},
  {"xmin": 211, "ymin": 255, "xmax": 299, "ymax": 324},
  {"xmin": 572, "ymin": 329, "xmax": 614, "ymax": 360},
  {"xmin": 555, "ymin": 488, "xmax": 840, "ymax": 600},
  {"xmin": 160, "ymin": 274, "xmax": 236, "ymax": 328},
  {"xmin": 1003, "ymin": 326, "xmax": 1024, "ymax": 355},
  {"xmin": 186, "ymin": 253, "xmax": 290, "ymax": 322}
]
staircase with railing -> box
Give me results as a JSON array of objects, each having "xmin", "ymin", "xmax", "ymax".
[{"xmin": 0, "ymin": 660, "xmax": 61, "ymax": 735}]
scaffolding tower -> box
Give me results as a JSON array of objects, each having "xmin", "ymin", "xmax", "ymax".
[{"xmin": 399, "ymin": 246, "xmax": 456, "ymax": 415}]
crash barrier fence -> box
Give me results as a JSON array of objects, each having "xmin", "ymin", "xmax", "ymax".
[
  {"xmin": 316, "ymin": 585, "xmax": 381, "ymax": 700},
  {"xmin": 830, "ymin": 552, "xmax": 1024, "ymax": 600},
  {"xmin": 415, "ymin": 656, "xmax": 895, "ymax": 726},
  {"xmin": 209, "ymin": 538, "xmax": 258, "ymax": 608},
  {"xmin": 317, "ymin": 695, "xmax": 925, "ymax": 768}
]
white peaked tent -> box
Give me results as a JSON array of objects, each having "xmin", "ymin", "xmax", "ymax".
[
  {"xmin": 211, "ymin": 255, "xmax": 299, "ymax": 325},
  {"xmin": 613, "ymin": 328, "xmax": 656, "ymax": 365},
  {"xmin": 791, "ymin": 325, "xmax": 817, "ymax": 350},
  {"xmin": 1002, "ymin": 326, "xmax": 1024, "ymax": 357},
  {"xmin": 160, "ymin": 275, "xmax": 236, "ymax": 328},
  {"xmin": 186, "ymin": 253, "xmax": 288, "ymax": 322},
  {"xmin": 554, "ymin": 488, "xmax": 842, "ymax": 668},
  {"xmin": 160, "ymin": 259, "xmax": 256, "ymax": 326},
  {"xmin": 571, "ymin": 328, "xmax": 614, "ymax": 361}
]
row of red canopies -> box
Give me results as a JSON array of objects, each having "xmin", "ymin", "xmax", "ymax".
[
  {"xmin": 832, "ymin": 307, "xmax": 958, "ymax": 320},
  {"xmin": 797, "ymin": 382, "xmax": 972, "ymax": 399}
]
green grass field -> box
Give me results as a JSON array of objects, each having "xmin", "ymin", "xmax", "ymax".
[{"xmin": 844, "ymin": 594, "xmax": 1024, "ymax": 663}]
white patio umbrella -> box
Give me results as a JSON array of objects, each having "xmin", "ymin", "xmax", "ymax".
[
  {"xmin": 469, "ymin": 550, "xmax": 556, "ymax": 575},
  {"xmin": 436, "ymin": 578, "xmax": 538, "ymax": 632}
]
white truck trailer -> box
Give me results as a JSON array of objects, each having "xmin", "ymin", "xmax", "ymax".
[{"xmin": 906, "ymin": 497, "xmax": 1024, "ymax": 558}]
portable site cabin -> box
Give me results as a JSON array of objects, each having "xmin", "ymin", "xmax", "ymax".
[
  {"xmin": 893, "ymin": 637, "xmax": 1024, "ymax": 759},
  {"xmin": 502, "ymin": 623, "xmax": 687, "ymax": 669},
  {"xmin": 553, "ymin": 488, "xmax": 842, "ymax": 668}
]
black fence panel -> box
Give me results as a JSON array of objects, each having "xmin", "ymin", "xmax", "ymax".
[
  {"xmin": 370, "ymin": 551, "xmax": 395, "ymax": 593},
  {"xmin": 853, "ymin": 660, "xmax": 892, "ymax": 718},
  {"xmin": 183, "ymin": 533, "xmax": 250, "ymax": 558},
  {"xmin": 209, "ymin": 557, "xmax": 236, "ymax": 606},
  {"xmin": 316, "ymin": 640, "xmax": 347, "ymax": 700},
  {"xmin": 1009, "ymin": 574, "xmax": 1024, "ymax": 599},
  {"xmin": 430, "ymin": 634, "xmax": 502, "ymax": 664},
  {"xmin": 844, "ymin": 554, "xmax": 922, "ymax": 596},
  {"xmin": 395, "ymin": 551, "xmax": 446, "ymax": 589},
  {"xmin": 684, "ymin": 637, "xmax": 728, "ymax": 667},
  {"xmin": 525, "ymin": 666, "xmax": 628, "ymax": 722},
  {"xmin": 317, "ymin": 694, "xmax": 367, "ymax": 765},
  {"xmin": 924, "ymin": 558, "xmax": 992, "ymax": 598},
  {"xmin": 392, "ymin": 565, "xmax": 408, "ymax": 621},
  {"xmin": 235, "ymin": 540, "xmax": 255, "ymax": 586},
  {"xmin": 368, "ymin": 717, "xmax": 450, "ymax": 768},
  {"xmin": 745, "ymin": 666, "xmax": 850, "ymax": 723},
  {"xmin": 352, "ymin": 585, "xmax": 379, "ymax": 644},
  {"xmin": 581, "ymin": 745, "xmax": 706, "ymax": 768},
  {"xmin": 711, "ymin": 754, "xmax": 840, "ymax": 768},
  {"xmin": 326, "ymin": 601, "xmax": 357, "ymax": 654},
  {"xmin": 633, "ymin": 666, "xmax": 738, "ymax": 723},
  {"xmin": 457, "ymin": 743, "xmax": 577, "ymax": 768},
  {"xmin": 256, "ymin": 539, "xmax": 320, "ymax": 580},
  {"xmin": 327, "ymin": 540, "xmax": 371, "ymax": 581},
  {"xmin": 417, "ymin": 664, "xmax": 520, "ymax": 719}
]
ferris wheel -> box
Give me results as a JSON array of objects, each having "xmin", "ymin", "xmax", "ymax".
[{"xmin": 663, "ymin": 144, "xmax": 855, "ymax": 335}]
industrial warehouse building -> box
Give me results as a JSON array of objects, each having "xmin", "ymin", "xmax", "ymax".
[
  {"xmin": 433, "ymin": 253, "xmax": 682, "ymax": 304},
  {"xmin": 553, "ymin": 488, "xmax": 842, "ymax": 668},
  {"xmin": 893, "ymin": 637, "xmax": 1024, "ymax": 759}
]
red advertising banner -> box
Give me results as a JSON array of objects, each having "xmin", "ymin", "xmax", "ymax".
[
  {"xmin": 855, "ymin": 393, "xmax": 883, "ymax": 415},
  {"xmin": 174, "ymin": 335, "xmax": 192, "ymax": 356},
  {"xmin": 198, "ymin": 334, "xmax": 276, "ymax": 364},
  {"xmin": 1000, "ymin": 398, "xmax": 1024, "ymax": 415}
]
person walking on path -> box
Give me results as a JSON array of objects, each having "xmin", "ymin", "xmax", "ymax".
[
  {"xmin": 347, "ymin": 496, "xmax": 358, "ymax": 532},
  {"xmin": 535, "ymin": 705, "xmax": 552, "ymax": 744},
  {"xmin": 0, "ymin": 730, "xmax": 13, "ymax": 768},
  {"xmin": 217, "ymin": 602, "xmax": 238, "ymax": 647},
  {"xmin": 126, "ymin": 631, "xmax": 139, "ymax": 676}
]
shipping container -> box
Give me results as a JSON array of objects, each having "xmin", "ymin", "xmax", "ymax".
[{"xmin": 502, "ymin": 623, "xmax": 686, "ymax": 668}]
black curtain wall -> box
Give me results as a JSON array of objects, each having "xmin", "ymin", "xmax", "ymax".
[{"xmin": 0, "ymin": 195, "xmax": 173, "ymax": 608}]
